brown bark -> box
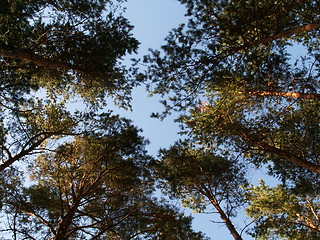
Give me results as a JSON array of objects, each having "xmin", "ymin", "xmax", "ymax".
[
  {"xmin": 204, "ymin": 21, "xmax": 320, "ymax": 63},
  {"xmin": 203, "ymin": 189, "xmax": 243, "ymax": 240},
  {"xmin": 256, "ymin": 141, "xmax": 320, "ymax": 175},
  {"xmin": 54, "ymin": 168, "xmax": 108, "ymax": 240},
  {"xmin": 21, "ymin": 210, "xmax": 56, "ymax": 234},
  {"xmin": 248, "ymin": 91, "xmax": 320, "ymax": 99},
  {"xmin": 54, "ymin": 200, "xmax": 81, "ymax": 240},
  {"xmin": 240, "ymin": 131, "xmax": 320, "ymax": 175},
  {"xmin": 0, "ymin": 45, "xmax": 84, "ymax": 73},
  {"xmin": 295, "ymin": 213, "xmax": 320, "ymax": 232},
  {"xmin": 247, "ymin": 22, "xmax": 320, "ymax": 49},
  {"xmin": 0, "ymin": 133, "xmax": 54, "ymax": 172}
]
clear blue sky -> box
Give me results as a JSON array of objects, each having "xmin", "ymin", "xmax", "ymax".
[{"xmin": 110, "ymin": 1, "xmax": 254, "ymax": 239}]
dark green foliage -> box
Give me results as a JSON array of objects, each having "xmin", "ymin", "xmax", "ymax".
[
  {"xmin": 145, "ymin": 0, "xmax": 320, "ymax": 188},
  {"xmin": 0, "ymin": 1, "xmax": 208, "ymax": 239},
  {"xmin": 0, "ymin": 0, "xmax": 143, "ymax": 172},
  {"xmin": 153, "ymin": 140, "xmax": 247, "ymax": 214},
  {"xmin": 183, "ymin": 98, "xmax": 320, "ymax": 180},
  {"xmin": 152, "ymin": 140, "xmax": 247, "ymax": 239},
  {"xmin": 145, "ymin": 0, "xmax": 320, "ymax": 115},
  {"xmin": 1, "ymin": 0, "xmax": 319, "ymax": 239},
  {"xmin": 1, "ymin": 114, "xmax": 206, "ymax": 239},
  {"xmin": 0, "ymin": 99, "xmax": 79, "ymax": 172},
  {"xmin": 0, "ymin": 0, "xmax": 142, "ymax": 171},
  {"xmin": 145, "ymin": 0, "xmax": 320, "ymax": 239},
  {"xmin": 0, "ymin": 0, "xmax": 140, "ymax": 107}
]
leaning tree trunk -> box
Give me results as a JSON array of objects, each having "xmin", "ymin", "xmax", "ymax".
[{"xmin": 203, "ymin": 188, "xmax": 244, "ymax": 240}]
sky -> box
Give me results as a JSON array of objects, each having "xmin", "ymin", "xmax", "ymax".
[
  {"xmin": 110, "ymin": 0, "xmax": 252, "ymax": 239},
  {"xmin": 0, "ymin": 1, "xmax": 309, "ymax": 239},
  {"xmin": 115, "ymin": 0, "xmax": 186, "ymax": 156}
]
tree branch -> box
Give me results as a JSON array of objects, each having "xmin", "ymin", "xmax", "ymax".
[
  {"xmin": 0, "ymin": 144, "xmax": 13, "ymax": 160},
  {"xmin": 203, "ymin": 187, "xmax": 244, "ymax": 240},
  {"xmin": 204, "ymin": 21, "xmax": 320, "ymax": 64},
  {"xmin": 0, "ymin": 130, "xmax": 80, "ymax": 172},
  {"xmin": 247, "ymin": 91, "xmax": 320, "ymax": 99},
  {"xmin": 256, "ymin": 141, "xmax": 320, "ymax": 175},
  {"xmin": 0, "ymin": 133, "xmax": 54, "ymax": 172},
  {"xmin": 295, "ymin": 213, "xmax": 320, "ymax": 232},
  {"xmin": 0, "ymin": 45, "xmax": 85, "ymax": 73},
  {"xmin": 240, "ymin": 129, "xmax": 320, "ymax": 174},
  {"xmin": 54, "ymin": 198, "xmax": 82, "ymax": 240},
  {"xmin": 248, "ymin": 22, "xmax": 320, "ymax": 48},
  {"xmin": 21, "ymin": 210, "xmax": 56, "ymax": 235}
]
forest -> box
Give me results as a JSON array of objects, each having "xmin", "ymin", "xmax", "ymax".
[{"xmin": 0, "ymin": 0, "xmax": 319, "ymax": 239}]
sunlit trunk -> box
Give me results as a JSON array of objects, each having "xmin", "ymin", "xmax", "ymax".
[
  {"xmin": 248, "ymin": 91, "xmax": 320, "ymax": 99},
  {"xmin": 203, "ymin": 188, "xmax": 244, "ymax": 240}
]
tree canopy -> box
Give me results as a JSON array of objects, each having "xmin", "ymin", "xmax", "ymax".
[
  {"xmin": 1, "ymin": 0, "xmax": 320, "ymax": 239},
  {"xmin": 0, "ymin": 0, "xmax": 142, "ymax": 171},
  {"xmin": 145, "ymin": 0, "xmax": 320, "ymax": 239},
  {"xmin": 245, "ymin": 180, "xmax": 320, "ymax": 240},
  {"xmin": 1, "ymin": 113, "xmax": 206, "ymax": 239},
  {"xmin": 0, "ymin": 0, "xmax": 206, "ymax": 239},
  {"xmin": 1, "ymin": 0, "xmax": 140, "ymax": 106},
  {"xmin": 152, "ymin": 140, "xmax": 248, "ymax": 240}
]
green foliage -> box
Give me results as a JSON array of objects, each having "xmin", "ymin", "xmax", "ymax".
[
  {"xmin": 0, "ymin": 0, "xmax": 142, "ymax": 171},
  {"xmin": 0, "ymin": 0, "xmax": 140, "ymax": 107},
  {"xmin": 1, "ymin": 0, "xmax": 319, "ymax": 238},
  {"xmin": 0, "ymin": 97, "xmax": 80, "ymax": 172},
  {"xmin": 0, "ymin": 1, "xmax": 211, "ymax": 239},
  {"xmin": 146, "ymin": 0, "xmax": 319, "ymax": 99},
  {"xmin": 1, "ymin": 114, "xmax": 206, "ymax": 239},
  {"xmin": 154, "ymin": 140, "xmax": 247, "ymax": 216},
  {"xmin": 245, "ymin": 180, "xmax": 320, "ymax": 240},
  {"xmin": 183, "ymin": 98, "xmax": 320, "ymax": 180},
  {"xmin": 0, "ymin": 168, "xmax": 23, "ymax": 210},
  {"xmin": 145, "ymin": 0, "xmax": 320, "ymax": 238}
]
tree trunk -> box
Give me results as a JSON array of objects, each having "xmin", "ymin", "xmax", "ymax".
[
  {"xmin": 203, "ymin": 188, "xmax": 243, "ymax": 240},
  {"xmin": 204, "ymin": 21, "xmax": 320, "ymax": 64},
  {"xmin": 0, "ymin": 45, "xmax": 84, "ymax": 73},
  {"xmin": 257, "ymin": 141, "xmax": 320, "ymax": 175},
  {"xmin": 248, "ymin": 91, "xmax": 320, "ymax": 99},
  {"xmin": 247, "ymin": 21, "xmax": 320, "ymax": 48},
  {"xmin": 54, "ymin": 200, "xmax": 81, "ymax": 240},
  {"xmin": 240, "ymin": 131, "xmax": 320, "ymax": 175}
]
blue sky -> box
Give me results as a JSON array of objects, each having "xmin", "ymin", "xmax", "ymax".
[{"xmin": 118, "ymin": 0, "xmax": 186, "ymax": 156}]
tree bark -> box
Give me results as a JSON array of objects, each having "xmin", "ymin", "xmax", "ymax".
[
  {"xmin": 0, "ymin": 45, "xmax": 84, "ymax": 73},
  {"xmin": 54, "ymin": 199, "xmax": 81, "ymax": 240},
  {"xmin": 240, "ymin": 131, "xmax": 320, "ymax": 175},
  {"xmin": 0, "ymin": 131, "xmax": 79, "ymax": 172},
  {"xmin": 248, "ymin": 91, "xmax": 320, "ymax": 99},
  {"xmin": 247, "ymin": 22, "xmax": 320, "ymax": 49},
  {"xmin": 0, "ymin": 134, "xmax": 53, "ymax": 172},
  {"xmin": 54, "ymin": 170, "xmax": 106, "ymax": 240},
  {"xmin": 205, "ymin": 190, "xmax": 243, "ymax": 240},
  {"xmin": 204, "ymin": 21, "xmax": 320, "ymax": 63},
  {"xmin": 257, "ymin": 141, "xmax": 320, "ymax": 175}
]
